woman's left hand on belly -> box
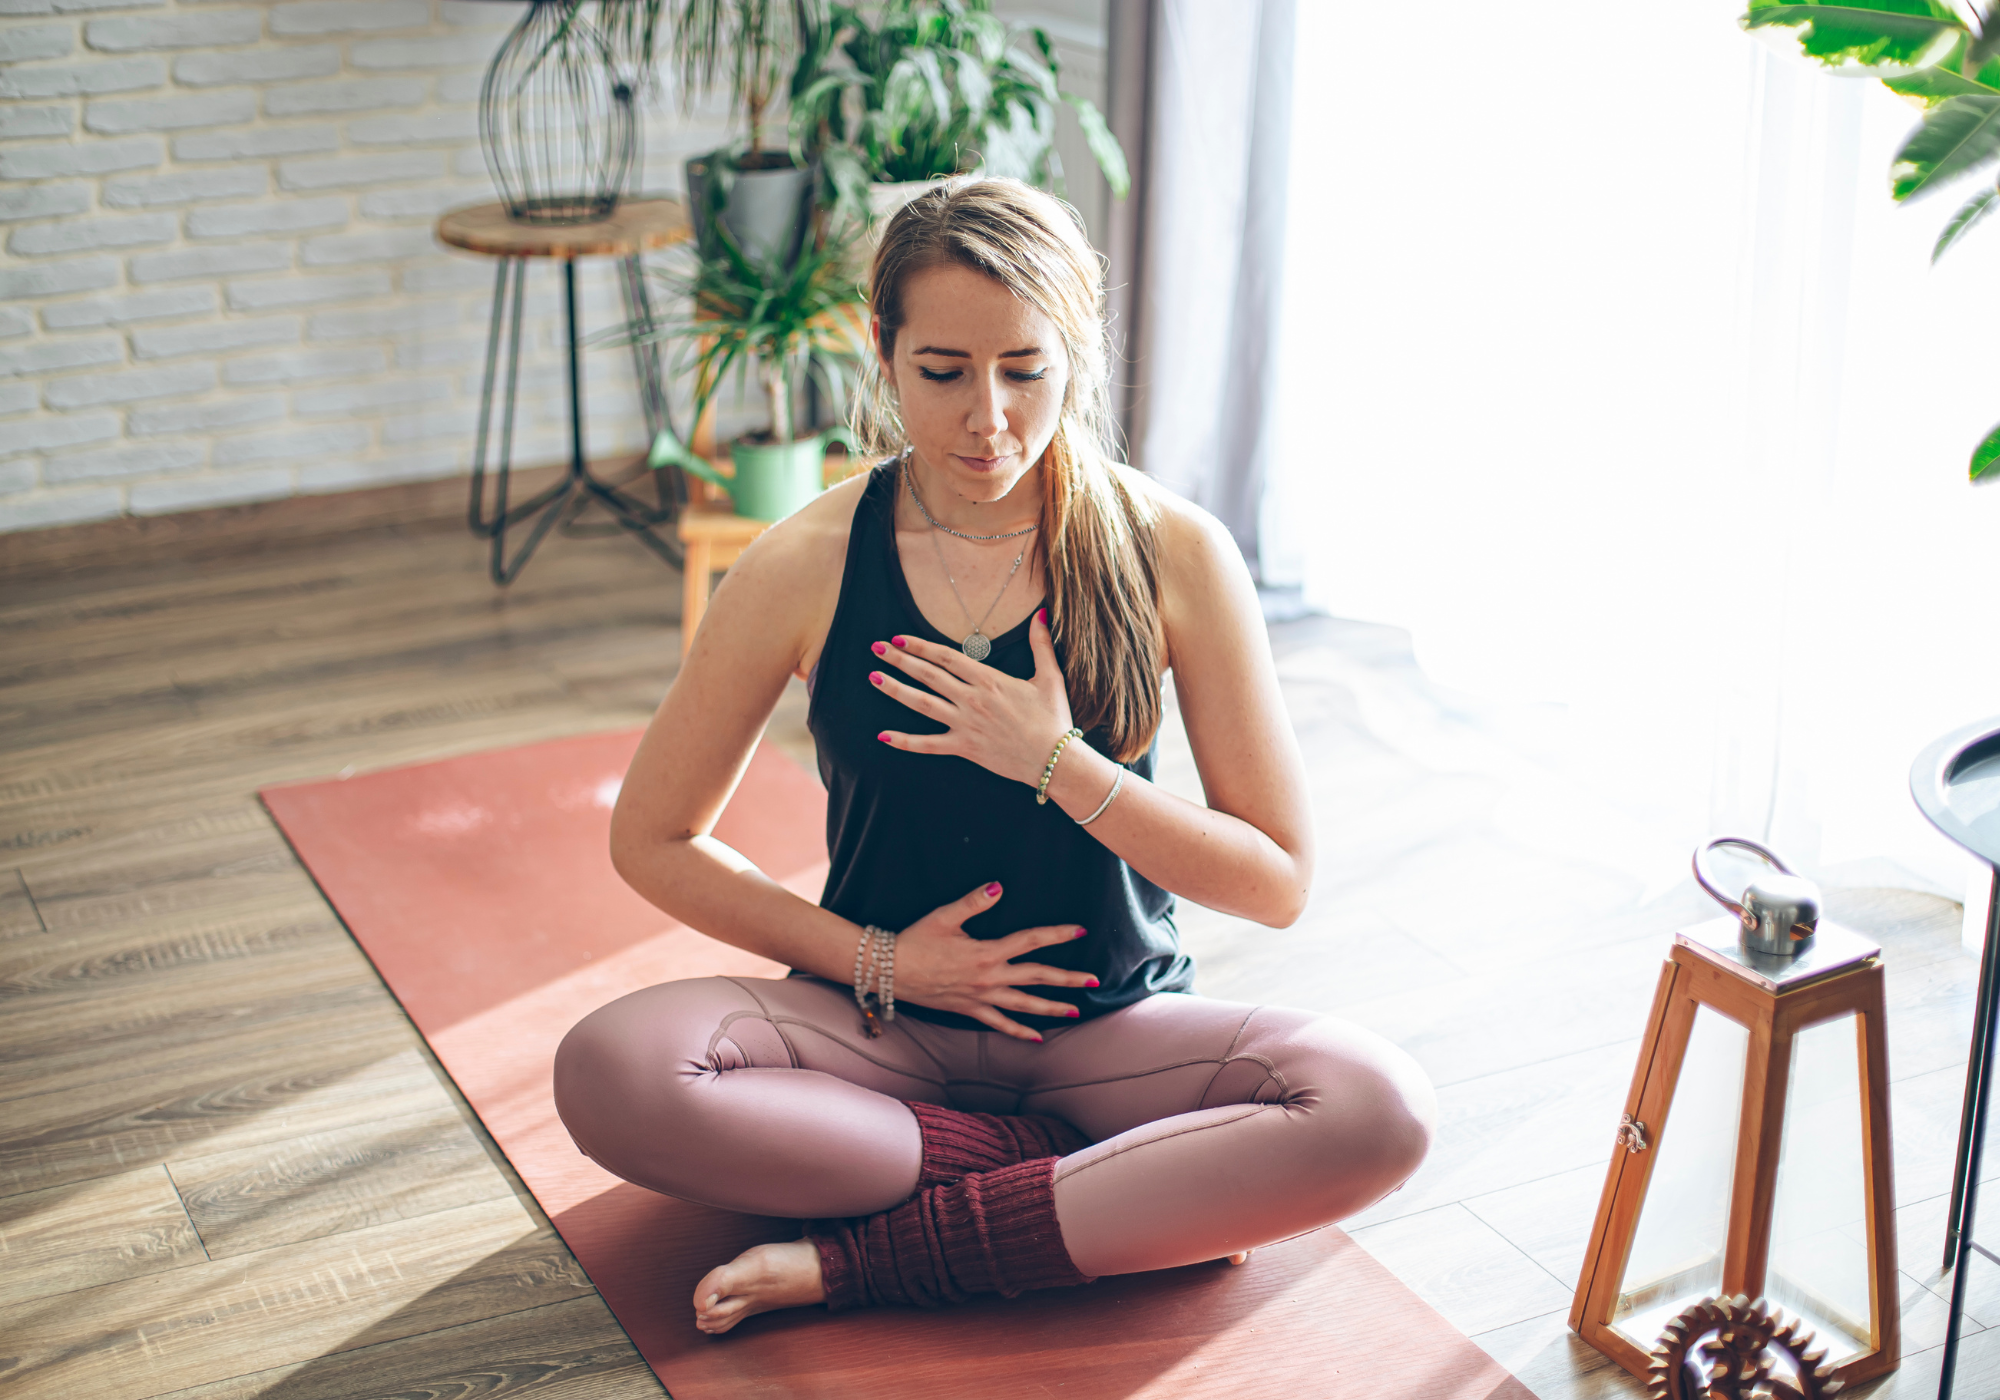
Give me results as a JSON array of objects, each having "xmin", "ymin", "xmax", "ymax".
[{"xmin": 869, "ymin": 608, "xmax": 1073, "ymax": 788}]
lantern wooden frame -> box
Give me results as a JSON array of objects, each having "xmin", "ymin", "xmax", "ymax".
[{"xmin": 1568, "ymin": 916, "xmax": 1899, "ymax": 1390}]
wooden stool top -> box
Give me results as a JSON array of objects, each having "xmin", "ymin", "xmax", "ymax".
[
  {"xmin": 1672, "ymin": 915, "xmax": 1880, "ymax": 994},
  {"xmin": 436, "ymin": 198, "xmax": 691, "ymax": 260},
  {"xmin": 677, "ymin": 499, "xmax": 774, "ymax": 545}
]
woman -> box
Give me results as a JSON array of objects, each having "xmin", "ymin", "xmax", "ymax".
[{"xmin": 554, "ymin": 178, "xmax": 1435, "ymax": 1335}]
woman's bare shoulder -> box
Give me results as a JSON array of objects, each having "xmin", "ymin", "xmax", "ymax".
[
  {"xmin": 728, "ymin": 468, "xmax": 872, "ymax": 584},
  {"xmin": 1108, "ymin": 463, "xmax": 1240, "ymax": 583},
  {"xmin": 695, "ymin": 468, "xmax": 873, "ymax": 674}
]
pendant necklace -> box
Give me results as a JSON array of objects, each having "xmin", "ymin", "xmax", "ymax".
[
  {"xmin": 929, "ymin": 526, "xmax": 1023, "ymax": 661},
  {"xmin": 906, "ymin": 457, "xmax": 1034, "ymax": 659}
]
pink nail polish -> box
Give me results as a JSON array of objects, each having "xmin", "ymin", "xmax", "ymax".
[
  {"xmin": 891, "ymin": 636, "xmax": 908, "ymax": 648},
  {"xmin": 878, "ymin": 732, "xmax": 892, "ymax": 743},
  {"xmin": 1032, "ymin": 1034, "xmax": 1045, "ymax": 1043},
  {"xmin": 1086, "ymin": 977, "xmax": 1101, "ymax": 988},
  {"xmin": 872, "ymin": 641, "xmax": 887, "ymax": 656},
  {"xmin": 985, "ymin": 882, "xmax": 1001, "ymax": 897},
  {"xmin": 1036, "ymin": 607, "xmax": 1048, "ymax": 624},
  {"xmin": 1066, "ymin": 1007, "xmax": 1080, "ymax": 1017},
  {"xmin": 1072, "ymin": 927, "xmax": 1087, "ymax": 938},
  {"xmin": 870, "ymin": 671, "xmax": 884, "ymax": 685}
]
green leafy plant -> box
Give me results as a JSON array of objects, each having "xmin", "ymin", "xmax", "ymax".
[
  {"xmin": 626, "ymin": 231, "xmax": 865, "ymax": 446},
  {"xmin": 1744, "ymin": 0, "xmax": 2000, "ymax": 478},
  {"xmin": 788, "ymin": 0, "xmax": 1129, "ymax": 215},
  {"xmin": 589, "ymin": 0, "xmax": 820, "ymax": 156}
]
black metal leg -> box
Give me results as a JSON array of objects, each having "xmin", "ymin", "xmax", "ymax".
[
  {"xmin": 474, "ymin": 256, "xmax": 574, "ymax": 586},
  {"xmin": 618, "ymin": 252, "xmax": 687, "ymax": 524},
  {"xmin": 469, "ymin": 257, "xmax": 511, "ymax": 537},
  {"xmin": 1940, "ymin": 866, "xmax": 2000, "ymax": 1400},
  {"xmin": 563, "ymin": 257, "xmax": 587, "ymax": 477},
  {"xmin": 618, "ymin": 253, "xmax": 671, "ymax": 441},
  {"xmin": 465, "ymin": 250, "xmax": 683, "ymax": 585},
  {"xmin": 1946, "ymin": 866, "xmax": 2000, "ymax": 1270}
]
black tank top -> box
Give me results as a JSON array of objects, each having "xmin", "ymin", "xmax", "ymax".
[{"xmin": 806, "ymin": 463, "xmax": 1192, "ymax": 1032}]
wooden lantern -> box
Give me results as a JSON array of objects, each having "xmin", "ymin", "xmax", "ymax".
[{"xmin": 1569, "ymin": 914, "xmax": 1899, "ymax": 1390}]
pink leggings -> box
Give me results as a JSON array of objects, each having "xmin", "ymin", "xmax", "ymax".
[{"xmin": 553, "ymin": 975, "xmax": 1436, "ymax": 1277}]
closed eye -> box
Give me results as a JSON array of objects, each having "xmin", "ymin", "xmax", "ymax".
[
  {"xmin": 918, "ymin": 366, "xmax": 961, "ymax": 382},
  {"xmin": 1008, "ymin": 369, "xmax": 1047, "ymax": 382}
]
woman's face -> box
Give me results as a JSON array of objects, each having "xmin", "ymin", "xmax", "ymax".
[{"xmin": 880, "ymin": 263, "xmax": 1067, "ymax": 509}]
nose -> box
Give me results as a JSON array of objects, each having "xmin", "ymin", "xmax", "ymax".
[{"xmin": 966, "ymin": 372, "xmax": 1006, "ymax": 442}]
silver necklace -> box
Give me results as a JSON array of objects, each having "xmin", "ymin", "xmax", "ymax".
[
  {"xmin": 928, "ymin": 526, "xmax": 1024, "ymax": 660},
  {"xmin": 905, "ymin": 458, "xmax": 1038, "ymax": 541}
]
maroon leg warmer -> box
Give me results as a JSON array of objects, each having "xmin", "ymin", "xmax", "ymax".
[
  {"xmin": 904, "ymin": 1100, "xmax": 1090, "ymax": 1189},
  {"xmin": 811, "ymin": 1157, "xmax": 1094, "ymax": 1310}
]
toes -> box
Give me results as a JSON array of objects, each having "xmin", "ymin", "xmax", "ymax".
[
  {"xmin": 697, "ymin": 1297, "xmax": 751, "ymax": 1335},
  {"xmin": 692, "ymin": 1264, "xmax": 738, "ymax": 1315}
]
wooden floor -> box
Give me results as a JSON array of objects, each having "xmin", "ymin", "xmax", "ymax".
[{"xmin": 0, "ymin": 513, "xmax": 1993, "ymax": 1398}]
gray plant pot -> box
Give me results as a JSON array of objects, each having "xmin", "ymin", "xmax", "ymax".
[{"xmin": 685, "ymin": 151, "xmax": 815, "ymax": 268}]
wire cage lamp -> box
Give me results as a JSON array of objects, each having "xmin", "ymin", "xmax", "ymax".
[{"xmin": 479, "ymin": 0, "xmax": 636, "ymax": 225}]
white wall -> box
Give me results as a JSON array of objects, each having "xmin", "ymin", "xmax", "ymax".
[
  {"xmin": 0, "ymin": 0, "xmax": 729, "ymax": 535},
  {"xmin": 0, "ymin": 0, "xmax": 1115, "ymax": 538},
  {"xmin": 992, "ymin": 1, "xmax": 1110, "ymax": 250}
]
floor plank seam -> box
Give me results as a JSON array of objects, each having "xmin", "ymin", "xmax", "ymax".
[
  {"xmin": 161, "ymin": 1161, "xmax": 212, "ymax": 1263},
  {"xmin": 12, "ymin": 867, "xmax": 49, "ymax": 932},
  {"xmin": 1459, "ymin": 1197, "xmax": 1581, "ymax": 1300},
  {"xmin": 129, "ymin": 1294, "xmax": 669, "ymax": 1400},
  {"xmin": 1426, "ymin": 1033, "xmax": 1643, "ymax": 1092}
]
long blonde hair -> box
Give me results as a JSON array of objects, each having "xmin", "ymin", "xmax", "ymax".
[{"xmin": 854, "ymin": 177, "xmax": 1164, "ymax": 763}]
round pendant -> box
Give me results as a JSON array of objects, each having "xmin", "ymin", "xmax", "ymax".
[{"xmin": 962, "ymin": 631, "xmax": 991, "ymax": 661}]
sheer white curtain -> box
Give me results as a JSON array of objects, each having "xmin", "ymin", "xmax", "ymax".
[{"xmin": 1275, "ymin": 3, "xmax": 2000, "ymax": 899}]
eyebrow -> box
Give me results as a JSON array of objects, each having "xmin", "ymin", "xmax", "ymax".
[{"xmin": 910, "ymin": 345, "xmax": 1042, "ymax": 359}]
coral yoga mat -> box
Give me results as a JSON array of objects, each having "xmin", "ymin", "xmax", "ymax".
[{"xmin": 261, "ymin": 727, "xmax": 1534, "ymax": 1399}]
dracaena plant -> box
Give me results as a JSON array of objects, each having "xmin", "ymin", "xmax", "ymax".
[
  {"xmin": 626, "ymin": 231, "xmax": 865, "ymax": 446},
  {"xmin": 1744, "ymin": 0, "xmax": 2000, "ymax": 478},
  {"xmin": 788, "ymin": 0, "xmax": 1129, "ymax": 219}
]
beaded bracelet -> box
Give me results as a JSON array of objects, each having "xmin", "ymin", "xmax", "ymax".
[
  {"xmin": 1037, "ymin": 728, "xmax": 1084, "ymax": 806},
  {"xmin": 852, "ymin": 924, "xmax": 897, "ymax": 1038}
]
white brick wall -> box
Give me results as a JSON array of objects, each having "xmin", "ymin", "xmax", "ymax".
[{"xmin": 0, "ymin": 0, "xmax": 729, "ymax": 535}]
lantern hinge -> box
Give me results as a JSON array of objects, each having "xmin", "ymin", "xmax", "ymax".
[{"xmin": 1616, "ymin": 1113, "xmax": 1648, "ymax": 1154}]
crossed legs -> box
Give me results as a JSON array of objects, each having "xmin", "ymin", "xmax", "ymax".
[{"xmin": 553, "ymin": 974, "xmax": 1435, "ymax": 1329}]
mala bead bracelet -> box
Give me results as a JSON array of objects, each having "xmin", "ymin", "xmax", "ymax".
[
  {"xmin": 852, "ymin": 924, "xmax": 897, "ymax": 1038},
  {"xmin": 1037, "ymin": 728, "xmax": 1084, "ymax": 806}
]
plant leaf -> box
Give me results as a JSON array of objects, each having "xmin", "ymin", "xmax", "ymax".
[
  {"xmin": 1743, "ymin": 2, "xmax": 1964, "ymax": 69},
  {"xmin": 1971, "ymin": 420, "xmax": 2000, "ymax": 480},
  {"xmin": 908, "ymin": 47, "xmax": 953, "ymax": 127},
  {"xmin": 1063, "ymin": 92, "xmax": 1130, "ymax": 197},
  {"xmin": 1934, "ymin": 180, "xmax": 2000, "ymax": 259},
  {"xmin": 1885, "ymin": 59, "xmax": 2000, "ymax": 102},
  {"xmin": 1892, "ymin": 93, "xmax": 2000, "ymax": 200}
]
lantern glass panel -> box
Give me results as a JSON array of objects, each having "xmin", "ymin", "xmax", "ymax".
[
  {"xmin": 1766, "ymin": 1011, "xmax": 1871, "ymax": 1364},
  {"xmin": 1610, "ymin": 1004, "xmax": 1748, "ymax": 1351}
]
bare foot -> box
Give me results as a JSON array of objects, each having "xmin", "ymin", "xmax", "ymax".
[{"xmin": 692, "ymin": 1238, "xmax": 826, "ymax": 1335}]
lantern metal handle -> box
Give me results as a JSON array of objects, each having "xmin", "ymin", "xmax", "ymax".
[{"xmin": 1693, "ymin": 836, "xmax": 1821, "ymax": 957}]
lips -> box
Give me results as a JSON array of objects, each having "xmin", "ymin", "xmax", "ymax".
[{"xmin": 954, "ymin": 453, "xmax": 1012, "ymax": 471}]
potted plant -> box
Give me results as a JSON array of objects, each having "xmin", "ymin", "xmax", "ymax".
[
  {"xmin": 1744, "ymin": 0, "xmax": 2000, "ymax": 478},
  {"xmin": 668, "ymin": 0, "xmax": 825, "ymax": 267},
  {"xmin": 787, "ymin": 0, "xmax": 1130, "ymax": 226},
  {"xmin": 632, "ymin": 229, "xmax": 865, "ymax": 521}
]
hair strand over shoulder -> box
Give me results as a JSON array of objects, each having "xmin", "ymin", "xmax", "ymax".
[{"xmin": 855, "ymin": 177, "xmax": 1164, "ymax": 763}]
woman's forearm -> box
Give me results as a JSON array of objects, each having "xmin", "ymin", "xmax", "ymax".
[
  {"xmin": 612, "ymin": 831, "xmax": 862, "ymax": 982},
  {"xmin": 1042, "ymin": 742, "xmax": 1310, "ymax": 926}
]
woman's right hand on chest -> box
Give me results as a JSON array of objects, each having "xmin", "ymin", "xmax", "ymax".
[{"xmin": 886, "ymin": 882, "xmax": 1095, "ymax": 1042}]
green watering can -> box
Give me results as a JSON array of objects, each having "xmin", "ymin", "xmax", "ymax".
[{"xmin": 650, "ymin": 424, "xmax": 858, "ymax": 523}]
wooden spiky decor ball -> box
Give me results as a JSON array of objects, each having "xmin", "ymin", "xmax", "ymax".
[{"xmin": 1647, "ymin": 1295, "xmax": 1844, "ymax": 1400}]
